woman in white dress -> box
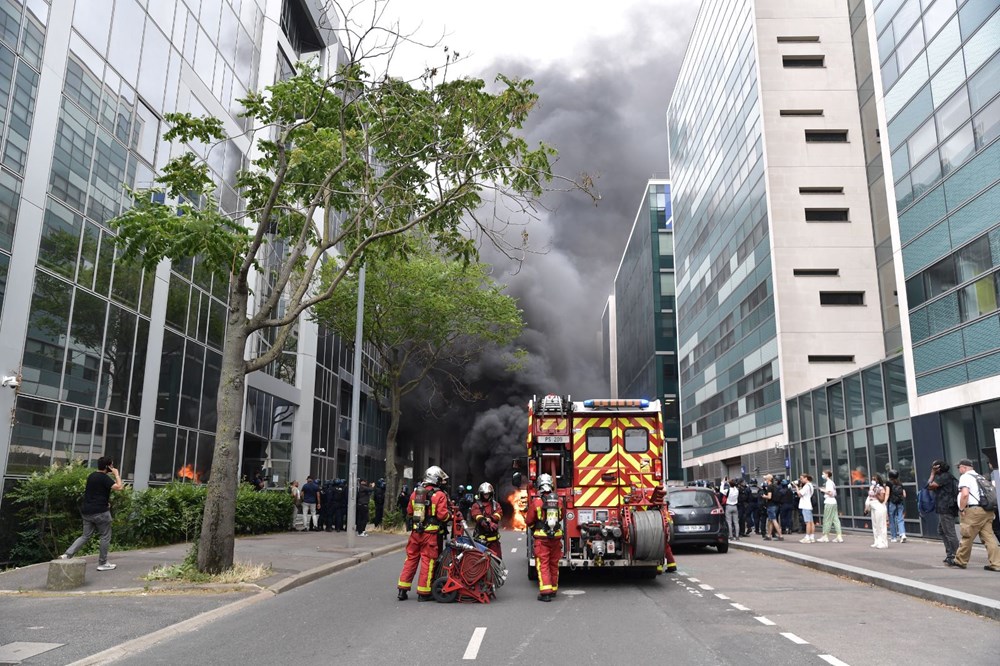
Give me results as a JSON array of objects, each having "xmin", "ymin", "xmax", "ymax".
[{"xmin": 866, "ymin": 473, "xmax": 889, "ymax": 548}]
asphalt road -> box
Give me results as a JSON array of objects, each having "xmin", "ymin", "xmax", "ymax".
[{"xmin": 107, "ymin": 532, "xmax": 1000, "ymax": 666}]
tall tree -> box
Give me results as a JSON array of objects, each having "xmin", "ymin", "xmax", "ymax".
[
  {"xmin": 111, "ymin": 7, "xmax": 587, "ymax": 572},
  {"xmin": 314, "ymin": 241, "xmax": 524, "ymax": 515}
]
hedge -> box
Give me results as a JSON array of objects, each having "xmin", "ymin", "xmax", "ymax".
[{"xmin": 4, "ymin": 462, "xmax": 294, "ymax": 567}]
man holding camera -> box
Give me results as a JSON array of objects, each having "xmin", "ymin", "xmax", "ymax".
[{"xmin": 60, "ymin": 457, "xmax": 124, "ymax": 571}]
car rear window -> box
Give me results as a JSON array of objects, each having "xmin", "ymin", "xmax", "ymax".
[{"xmin": 669, "ymin": 490, "xmax": 716, "ymax": 508}]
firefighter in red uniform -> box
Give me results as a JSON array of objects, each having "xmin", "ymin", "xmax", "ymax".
[
  {"xmin": 651, "ymin": 485, "xmax": 678, "ymax": 573},
  {"xmin": 525, "ymin": 473, "xmax": 563, "ymax": 601},
  {"xmin": 397, "ymin": 466, "xmax": 451, "ymax": 601},
  {"xmin": 470, "ymin": 482, "xmax": 503, "ymax": 559}
]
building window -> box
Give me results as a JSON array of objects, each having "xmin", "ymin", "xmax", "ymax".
[
  {"xmin": 783, "ymin": 55, "xmax": 825, "ymax": 68},
  {"xmin": 820, "ymin": 291, "xmax": 865, "ymax": 306},
  {"xmin": 805, "ymin": 130, "xmax": 849, "ymax": 142},
  {"xmin": 805, "ymin": 208, "xmax": 850, "ymax": 222},
  {"xmin": 808, "ymin": 355, "xmax": 855, "ymax": 363},
  {"xmin": 794, "ymin": 268, "xmax": 840, "ymax": 277},
  {"xmin": 781, "ymin": 109, "xmax": 824, "ymax": 116},
  {"xmin": 799, "ymin": 186, "xmax": 844, "ymax": 194}
]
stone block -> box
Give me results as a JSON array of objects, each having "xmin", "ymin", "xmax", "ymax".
[{"xmin": 46, "ymin": 558, "xmax": 86, "ymax": 590}]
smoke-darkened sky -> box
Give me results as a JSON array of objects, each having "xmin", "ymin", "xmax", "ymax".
[{"xmin": 379, "ymin": 1, "xmax": 698, "ymax": 485}]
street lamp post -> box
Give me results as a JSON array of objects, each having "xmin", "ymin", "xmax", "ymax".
[{"xmin": 346, "ymin": 264, "xmax": 365, "ymax": 549}]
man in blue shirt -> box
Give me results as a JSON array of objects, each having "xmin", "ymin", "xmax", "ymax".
[{"xmin": 301, "ymin": 476, "xmax": 321, "ymax": 531}]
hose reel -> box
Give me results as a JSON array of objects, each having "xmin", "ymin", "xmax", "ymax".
[{"xmin": 629, "ymin": 508, "xmax": 665, "ymax": 561}]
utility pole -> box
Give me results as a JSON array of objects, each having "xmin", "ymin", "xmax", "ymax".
[{"xmin": 346, "ymin": 264, "xmax": 365, "ymax": 549}]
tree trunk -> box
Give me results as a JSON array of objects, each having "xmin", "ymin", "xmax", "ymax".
[
  {"xmin": 197, "ymin": 285, "xmax": 249, "ymax": 574},
  {"xmin": 383, "ymin": 382, "xmax": 403, "ymax": 519}
]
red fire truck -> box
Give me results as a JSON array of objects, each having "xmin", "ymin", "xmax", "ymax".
[{"xmin": 513, "ymin": 394, "xmax": 670, "ymax": 578}]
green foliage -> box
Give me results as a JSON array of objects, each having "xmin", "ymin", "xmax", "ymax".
[
  {"xmin": 234, "ymin": 484, "xmax": 295, "ymax": 535},
  {"xmin": 125, "ymin": 482, "xmax": 207, "ymax": 547},
  {"xmin": 380, "ymin": 508, "xmax": 405, "ymax": 530},
  {"xmin": 5, "ymin": 468, "xmax": 293, "ymax": 566}
]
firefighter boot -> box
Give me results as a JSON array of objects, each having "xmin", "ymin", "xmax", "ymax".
[
  {"xmin": 537, "ymin": 593, "xmax": 552, "ymax": 602},
  {"xmin": 397, "ymin": 589, "xmax": 408, "ymax": 601},
  {"xmin": 418, "ymin": 595, "xmax": 434, "ymax": 602}
]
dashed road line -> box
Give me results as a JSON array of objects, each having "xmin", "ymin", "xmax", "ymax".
[
  {"xmin": 715, "ymin": 593, "xmax": 730, "ymax": 600},
  {"xmin": 780, "ymin": 632, "xmax": 808, "ymax": 644},
  {"xmin": 510, "ymin": 548, "xmax": 517, "ymax": 553},
  {"xmin": 463, "ymin": 627, "xmax": 487, "ymax": 660},
  {"xmin": 730, "ymin": 603, "xmax": 750, "ymax": 611},
  {"xmin": 698, "ymin": 584, "xmax": 714, "ymax": 590},
  {"xmin": 818, "ymin": 656, "xmax": 851, "ymax": 666},
  {"xmin": 754, "ymin": 616, "xmax": 776, "ymax": 626},
  {"xmin": 686, "ymin": 577, "xmax": 700, "ymax": 582}
]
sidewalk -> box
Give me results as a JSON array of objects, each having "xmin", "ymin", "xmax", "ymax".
[
  {"xmin": 0, "ymin": 528, "xmax": 409, "ymax": 596},
  {"xmin": 730, "ymin": 529, "xmax": 1000, "ymax": 621}
]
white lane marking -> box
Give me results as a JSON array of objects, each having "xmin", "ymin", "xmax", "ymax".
[
  {"xmin": 698, "ymin": 584, "xmax": 714, "ymax": 590},
  {"xmin": 730, "ymin": 603, "xmax": 750, "ymax": 611},
  {"xmin": 510, "ymin": 548, "xmax": 517, "ymax": 553},
  {"xmin": 781, "ymin": 632, "xmax": 808, "ymax": 645},
  {"xmin": 754, "ymin": 616, "xmax": 776, "ymax": 626},
  {"xmin": 463, "ymin": 627, "xmax": 487, "ymax": 660},
  {"xmin": 818, "ymin": 656, "xmax": 851, "ymax": 666},
  {"xmin": 715, "ymin": 593, "xmax": 730, "ymax": 600},
  {"xmin": 560, "ymin": 589, "xmax": 586, "ymax": 596},
  {"xmin": 686, "ymin": 577, "xmax": 700, "ymax": 582}
]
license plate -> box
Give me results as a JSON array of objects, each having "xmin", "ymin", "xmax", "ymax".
[{"xmin": 677, "ymin": 524, "xmax": 709, "ymax": 532}]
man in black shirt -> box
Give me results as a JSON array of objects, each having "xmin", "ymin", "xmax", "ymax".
[
  {"xmin": 927, "ymin": 460, "xmax": 960, "ymax": 565},
  {"xmin": 60, "ymin": 457, "xmax": 124, "ymax": 570}
]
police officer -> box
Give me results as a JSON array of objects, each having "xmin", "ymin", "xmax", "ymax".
[
  {"xmin": 470, "ymin": 482, "xmax": 503, "ymax": 559},
  {"xmin": 331, "ymin": 479, "xmax": 348, "ymax": 532},
  {"xmin": 525, "ymin": 473, "xmax": 562, "ymax": 601},
  {"xmin": 373, "ymin": 478, "xmax": 386, "ymax": 528},
  {"xmin": 397, "ymin": 466, "xmax": 450, "ymax": 601}
]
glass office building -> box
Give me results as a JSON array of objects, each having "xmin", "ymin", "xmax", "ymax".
[
  {"xmin": 668, "ymin": 0, "xmax": 781, "ymax": 470},
  {"xmin": 874, "ymin": 0, "xmax": 1000, "ymax": 395},
  {"xmin": 0, "ymin": 0, "xmax": 388, "ymax": 525},
  {"xmin": 609, "ymin": 180, "xmax": 682, "ymax": 479},
  {"xmin": 669, "ymin": 0, "xmax": 891, "ymax": 481}
]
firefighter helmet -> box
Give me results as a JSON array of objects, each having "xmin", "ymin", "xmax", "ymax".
[
  {"xmin": 423, "ymin": 465, "xmax": 449, "ymax": 487},
  {"xmin": 477, "ymin": 482, "xmax": 494, "ymax": 501},
  {"xmin": 537, "ymin": 473, "xmax": 553, "ymax": 493}
]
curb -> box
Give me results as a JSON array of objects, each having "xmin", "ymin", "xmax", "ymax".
[
  {"xmin": 732, "ymin": 541, "xmax": 1000, "ymax": 621},
  {"xmin": 64, "ymin": 541, "xmax": 407, "ymax": 666}
]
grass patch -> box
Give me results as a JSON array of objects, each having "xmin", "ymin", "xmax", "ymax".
[{"xmin": 144, "ymin": 560, "xmax": 271, "ymax": 585}]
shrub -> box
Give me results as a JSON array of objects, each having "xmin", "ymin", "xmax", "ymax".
[
  {"xmin": 6, "ymin": 469, "xmax": 294, "ymax": 567},
  {"xmin": 234, "ymin": 484, "xmax": 295, "ymax": 534}
]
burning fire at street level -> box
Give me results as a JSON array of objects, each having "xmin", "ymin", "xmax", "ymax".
[{"xmin": 507, "ymin": 488, "xmax": 528, "ymax": 530}]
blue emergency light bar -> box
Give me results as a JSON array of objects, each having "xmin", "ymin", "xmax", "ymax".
[{"xmin": 583, "ymin": 399, "xmax": 650, "ymax": 408}]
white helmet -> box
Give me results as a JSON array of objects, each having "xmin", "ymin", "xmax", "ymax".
[
  {"xmin": 423, "ymin": 465, "xmax": 449, "ymax": 486},
  {"xmin": 537, "ymin": 473, "xmax": 553, "ymax": 493},
  {"xmin": 477, "ymin": 482, "xmax": 494, "ymax": 500}
]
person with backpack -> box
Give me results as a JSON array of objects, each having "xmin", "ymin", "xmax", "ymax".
[
  {"xmin": 886, "ymin": 470, "xmax": 907, "ymax": 543},
  {"xmin": 952, "ymin": 458, "xmax": 1000, "ymax": 571},
  {"xmin": 927, "ymin": 460, "xmax": 960, "ymax": 565}
]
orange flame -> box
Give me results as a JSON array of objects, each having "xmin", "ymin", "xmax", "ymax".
[
  {"xmin": 177, "ymin": 464, "xmax": 202, "ymax": 483},
  {"xmin": 506, "ymin": 488, "xmax": 528, "ymax": 530}
]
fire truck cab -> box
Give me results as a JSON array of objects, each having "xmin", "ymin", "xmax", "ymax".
[{"xmin": 513, "ymin": 394, "xmax": 670, "ymax": 579}]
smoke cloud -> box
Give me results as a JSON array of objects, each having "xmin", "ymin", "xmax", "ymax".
[{"xmin": 399, "ymin": 4, "xmax": 696, "ymax": 488}]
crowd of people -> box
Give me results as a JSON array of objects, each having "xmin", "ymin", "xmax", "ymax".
[
  {"xmin": 714, "ymin": 458, "xmax": 999, "ymax": 571},
  {"xmin": 288, "ymin": 476, "xmax": 387, "ymax": 536}
]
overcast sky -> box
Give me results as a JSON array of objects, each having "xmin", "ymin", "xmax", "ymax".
[{"xmin": 354, "ymin": 1, "xmax": 700, "ymax": 482}]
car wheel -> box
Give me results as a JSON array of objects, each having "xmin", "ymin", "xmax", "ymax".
[{"xmin": 716, "ymin": 542, "xmax": 729, "ymax": 554}]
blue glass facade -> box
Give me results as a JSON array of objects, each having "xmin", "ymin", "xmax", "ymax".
[
  {"xmin": 668, "ymin": 0, "xmax": 781, "ymax": 464},
  {"xmin": 613, "ymin": 181, "xmax": 682, "ymax": 479},
  {"xmin": 876, "ymin": 0, "xmax": 1000, "ymax": 394}
]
